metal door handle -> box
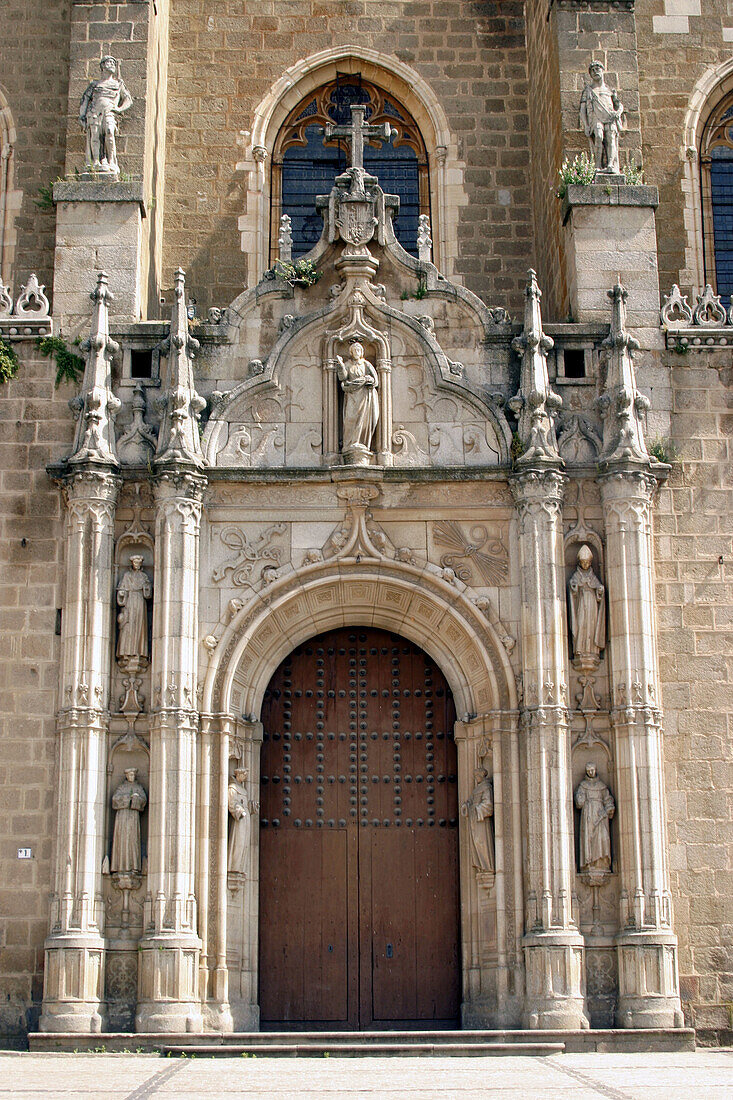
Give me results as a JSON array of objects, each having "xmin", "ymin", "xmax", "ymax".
[{"xmin": 386, "ymin": 943, "xmax": 393, "ymax": 958}]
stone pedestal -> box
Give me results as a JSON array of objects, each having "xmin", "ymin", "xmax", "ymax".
[
  {"xmin": 52, "ymin": 181, "xmax": 147, "ymax": 331},
  {"xmin": 135, "ymin": 471, "xmax": 205, "ymax": 1034},
  {"xmin": 562, "ymin": 185, "xmax": 660, "ymax": 339},
  {"xmin": 512, "ymin": 469, "xmax": 588, "ymax": 1030},
  {"xmin": 600, "ymin": 468, "xmax": 683, "ymax": 1029},
  {"xmin": 40, "ymin": 470, "xmax": 120, "ymax": 1033}
]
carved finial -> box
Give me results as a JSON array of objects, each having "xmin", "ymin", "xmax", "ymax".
[
  {"xmin": 508, "ymin": 269, "xmax": 562, "ymax": 467},
  {"xmin": 154, "ymin": 268, "xmax": 206, "ymax": 469},
  {"xmin": 68, "ymin": 271, "xmax": 121, "ymax": 468},
  {"xmin": 278, "ymin": 214, "xmax": 293, "ymax": 263},
  {"xmin": 417, "ymin": 214, "xmax": 432, "ymax": 262},
  {"xmin": 597, "ymin": 281, "xmax": 649, "ymax": 466}
]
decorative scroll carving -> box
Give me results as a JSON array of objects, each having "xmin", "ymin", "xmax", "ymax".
[
  {"xmin": 660, "ymin": 284, "xmax": 693, "ymax": 327},
  {"xmin": 211, "ymin": 523, "xmax": 286, "ymax": 587}
]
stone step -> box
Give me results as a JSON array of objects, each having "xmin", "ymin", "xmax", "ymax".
[
  {"xmin": 159, "ymin": 1040, "xmax": 566, "ymax": 1058},
  {"xmin": 27, "ymin": 1026, "xmax": 696, "ymax": 1055}
]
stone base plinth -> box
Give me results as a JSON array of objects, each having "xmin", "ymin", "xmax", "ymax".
[
  {"xmin": 562, "ymin": 184, "xmax": 660, "ymax": 340},
  {"xmin": 52, "ymin": 181, "xmax": 147, "ymax": 333},
  {"xmin": 39, "ymin": 934, "xmax": 107, "ymax": 1033},
  {"xmin": 523, "ymin": 930, "xmax": 589, "ymax": 1030},
  {"xmin": 135, "ymin": 933, "xmax": 202, "ymax": 1034},
  {"xmin": 616, "ymin": 930, "xmax": 684, "ymax": 1029}
]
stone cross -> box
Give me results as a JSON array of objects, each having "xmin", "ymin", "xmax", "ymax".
[{"xmin": 325, "ymin": 104, "xmax": 393, "ymax": 171}]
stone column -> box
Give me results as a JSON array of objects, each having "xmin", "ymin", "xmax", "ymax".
[
  {"xmin": 512, "ymin": 470, "xmax": 587, "ymax": 1030},
  {"xmin": 601, "ymin": 469, "xmax": 682, "ymax": 1028},
  {"xmin": 136, "ymin": 269, "xmax": 207, "ymax": 1033},
  {"xmin": 40, "ymin": 469, "xmax": 120, "ymax": 1033},
  {"xmin": 135, "ymin": 470, "xmax": 206, "ymax": 1034},
  {"xmin": 509, "ymin": 270, "xmax": 587, "ymax": 1029},
  {"xmin": 597, "ymin": 280, "xmax": 682, "ymax": 1028}
]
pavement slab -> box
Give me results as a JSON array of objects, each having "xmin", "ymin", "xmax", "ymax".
[{"xmin": 1, "ymin": 1049, "xmax": 731, "ymax": 1100}]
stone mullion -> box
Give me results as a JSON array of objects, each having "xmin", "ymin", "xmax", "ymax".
[
  {"xmin": 40, "ymin": 471, "xmax": 119, "ymax": 1034},
  {"xmin": 601, "ymin": 469, "xmax": 683, "ymax": 1028},
  {"xmin": 512, "ymin": 470, "xmax": 588, "ymax": 1030},
  {"xmin": 136, "ymin": 472, "xmax": 205, "ymax": 1034}
]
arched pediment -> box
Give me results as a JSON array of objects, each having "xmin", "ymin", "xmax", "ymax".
[
  {"xmin": 203, "ymin": 288, "xmax": 512, "ymax": 468},
  {"xmin": 202, "ymin": 559, "xmax": 518, "ymax": 720}
]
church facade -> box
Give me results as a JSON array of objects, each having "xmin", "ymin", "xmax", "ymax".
[{"xmin": 0, "ymin": 1, "xmax": 731, "ymax": 1047}]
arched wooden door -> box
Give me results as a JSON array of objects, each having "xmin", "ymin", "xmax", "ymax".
[{"xmin": 258, "ymin": 627, "xmax": 460, "ymax": 1029}]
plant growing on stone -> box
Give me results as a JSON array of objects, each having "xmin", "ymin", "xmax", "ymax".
[
  {"xmin": 273, "ymin": 258, "xmax": 321, "ymax": 287},
  {"xmin": 0, "ymin": 336, "xmax": 20, "ymax": 384},
  {"xmin": 36, "ymin": 335, "xmax": 85, "ymax": 388},
  {"xmin": 622, "ymin": 160, "xmax": 644, "ymax": 186},
  {"xmin": 649, "ymin": 437, "xmax": 681, "ymax": 464},
  {"xmin": 510, "ymin": 430, "xmax": 526, "ymax": 465},
  {"xmin": 556, "ymin": 152, "xmax": 596, "ymax": 199}
]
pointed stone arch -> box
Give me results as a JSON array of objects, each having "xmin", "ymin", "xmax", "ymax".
[
  {"xmin": 0, "ymin": 84, "xmax": 21, "ymax": 291},
  {"xmin": 236, "ymin": 46, "xmax": 467, "ymax": 285}
]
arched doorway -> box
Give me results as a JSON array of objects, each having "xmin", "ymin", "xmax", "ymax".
[{"xmin": 258, "ymin": 626, "xmax": 460, "ymax": 1029}]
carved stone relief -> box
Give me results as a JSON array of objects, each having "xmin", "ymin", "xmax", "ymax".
[{"xmin": 211, "ymin": 523, "xmax": 287, "ymax": 587}]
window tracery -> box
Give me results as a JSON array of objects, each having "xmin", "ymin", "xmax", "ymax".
[
  {"xmin": 701, "ymin": 91, "xmax": 733, "ymax": 300},
  {"xmin": 271, "ymin": 76, "xmax": 430, "ymax": 261}
]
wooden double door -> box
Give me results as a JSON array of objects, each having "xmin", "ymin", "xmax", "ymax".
[{"xmin": 258, "ymin": 627, "xmax": 461, "ymax": 1029}]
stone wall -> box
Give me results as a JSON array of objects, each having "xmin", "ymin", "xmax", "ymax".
[
  {"xmin": 635, "ymin": 0, "xmax": 733, "ymax": 295},
  {"xmin": 0, "ymin": 0, "xmax": 72, "ymax": 301},
  {"xmin": 0, "ymin": 350, "xmax": 75, "ymax": 1047},
  {"xmin": 162, "ymin": 0, "xmax": 534, "ymax": 314},
  {"xmin": 656, "ymin": 347, "xmax": 733, "ymax": 1043},
  {"xmin": 525, "ymin": 0, "xmax": 567, "ymax": 319}
]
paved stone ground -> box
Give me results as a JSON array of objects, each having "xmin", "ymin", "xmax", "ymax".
[{"xmin": 1, "ymin": 1049, "xmax": 732, "ymax": 1099}]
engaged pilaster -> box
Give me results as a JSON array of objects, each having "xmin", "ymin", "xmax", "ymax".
[
  {"xmin": 41, "ymin": 273, "xmax": 122, "ymax": 1034},
  {"xmin": 598, "ymin": 283, "xmax": 683, "ymax": 1029},
  {"xmin": 510, "ymin": 271, "xmax": 587, "ymax": 1030},
  {"xmin": 135, "ymin": 268, "xmax": 207, "ymax": 1034}
]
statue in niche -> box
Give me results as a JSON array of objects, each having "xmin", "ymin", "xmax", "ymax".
[
  {"xmin": 79, "ymin": 56, "xmax": 132, "ymax": 177},
  {"xmin": 461, "ymin": 767, "xmax": 495, "ymax": 874},
  {"xmin": 116, "ymin": 555, "xmax": 152, "ymax": 672},
  {"xmin": 568, "ymin": 544, "xmax": 605, "ymax": 669},
  {"xmin": 228, "ymin": 768, "xmax": 256, "ymax": 877},
  {"xmin": 579, "ymin": 60, "xmax": 625, "ymax": 175},
  {"xmin": 111, "ymin": 768, "xmax": 147, "ymax": 874},
  {"xmin": 574, "ymin": 763, "xmax": 615, "ymax": 875},
  {"xmin": 336, "ymin": 341, "xmax": 379, "ymax": 463}
]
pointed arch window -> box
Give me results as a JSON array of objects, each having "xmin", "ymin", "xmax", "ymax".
[
  {"xmin": 701, "ymin": 94, "xmax": 733, "ymax": 301},
  {"xmin": 271, "ymin": 75, "xmax": 430, "ymax": 261}
]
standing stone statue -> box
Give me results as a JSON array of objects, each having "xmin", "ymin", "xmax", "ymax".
[
  {"xmin": 79, "ymin": 56, "xmax": 132, "ymax": 177},
  {"xmin": 336, "ymin": 341, "xmax": 379, "ymax": 463},
  {"xmin": 111, "ymin": 768, "xmax": 147, "ymax": 874},
  {"xmin": 574, "ymin": 763, "xmax": 615, "ymax": 874},
  {"xmin": 461, "ymin": 767, "xmax": 495, "ymax": 874},
  {"xmin": 228, "ymin": 768, "xmax": 255, "ymax": 876},
  {"xmin": 116, "ymin": 555, "xmax": 152, "ymax": 671},
  {"xmin": 568, "ymin": 544, "xmax": 605, "ymax": 667},
  {"xmin": 579, "ymin": 60, "xmax": 625, "ymax": 175}
]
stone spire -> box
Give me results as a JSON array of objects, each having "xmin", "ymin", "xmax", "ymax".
[
  {"xmin": 509, "ymin": 270, "xmax": 562, "ymax": 467},
  {"xmin": 155, "ymin": 268, "xmax": 206, "ymax": 469},
  {"xmin": 68, "ymin": 272, "xmax": 121, "ymax": 468},
  {"xmin": 597, "ymin": 281, "xmax": 650, "ymax": 466}
]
